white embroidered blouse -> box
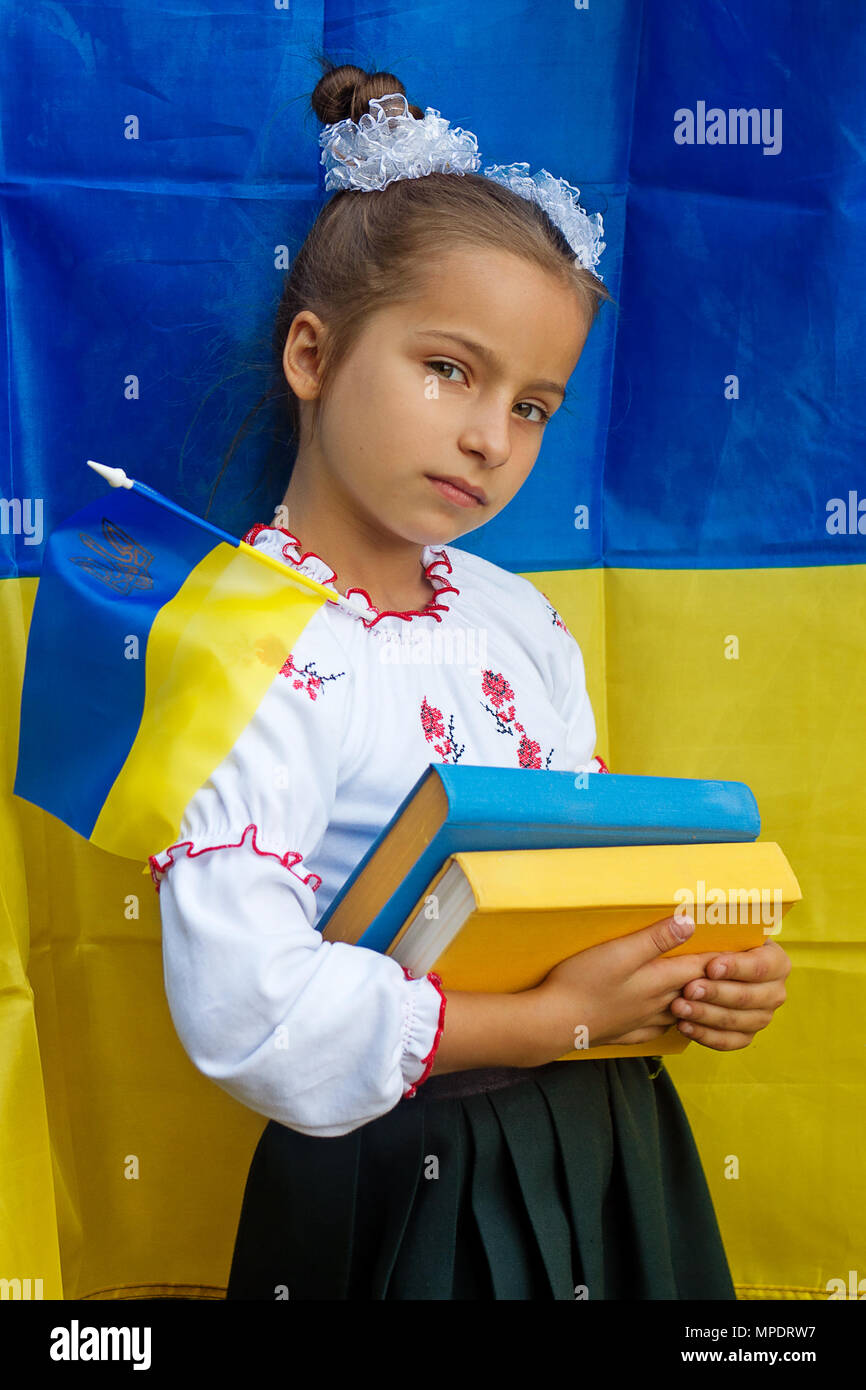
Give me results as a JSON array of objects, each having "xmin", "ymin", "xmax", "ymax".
[{"xmin": 149, "ymin": 523, "xmax": 609, "ymax": 1139}]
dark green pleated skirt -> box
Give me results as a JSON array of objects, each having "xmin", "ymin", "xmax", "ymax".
[{"xmin": 225, "ymin": 1058, "xmax": 736, "ymax": 1301}]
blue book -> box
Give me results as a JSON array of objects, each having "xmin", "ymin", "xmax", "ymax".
[{"xmin": 318, "ymin": 764, "xmax": 760, "ymax": 954}]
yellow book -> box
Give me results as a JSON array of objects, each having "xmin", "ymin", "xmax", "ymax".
[{"xmin": 384, "ymin": 841, "xmax": 802, "ymax": 1059}]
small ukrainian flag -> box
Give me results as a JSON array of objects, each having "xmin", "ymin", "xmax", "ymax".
[{"xmin": 13, "ymin": 461, "xmax": 340, "ymax": 862}]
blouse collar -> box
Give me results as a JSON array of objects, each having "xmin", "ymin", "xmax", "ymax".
[{"xmin": 242, "ymin": 523, "xmax": 459, "ymax": 628}]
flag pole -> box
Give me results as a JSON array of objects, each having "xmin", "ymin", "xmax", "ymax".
[
  {"xmin": 85, "ymin": 460, "xmax": 355, "ymax": 613},
  {"xmin": 86, "ymin": 460, "xmax": 134, "ymax": 489}
]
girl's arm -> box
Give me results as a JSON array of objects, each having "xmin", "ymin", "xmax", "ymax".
[
  {"xmin": 432, "ymin": 915, "xmax": 737, "ymax": 1070},
  {"xmin": 428, "ymin": 987, "xmax": 555, "ymax": 1072},
  {"xmin": 149, "ymin": 623, "xmax": 448, "ymax": 1140}
]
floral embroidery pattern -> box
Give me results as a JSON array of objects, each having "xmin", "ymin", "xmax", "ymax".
[
  {"xmin": 547, "ymin": 601, "xmax": 570, "ymax": 633},
  {"xmin": 278, "ymin": 652, "xmax": 347, "ymax": 701},
  {"xmin": 420, "ymin": 696, "xmax": 466, "ymax": 764},
  {"xmin": 419, "ymin": 668, "xmax": 557, "ymax": 771},
  {"xmin": 535, "ymin": 587, "xmax": 570, "ymax": 634},
  {"xmin": 479, "ymin": 668, "xmax": 554, "ymax": 769}
]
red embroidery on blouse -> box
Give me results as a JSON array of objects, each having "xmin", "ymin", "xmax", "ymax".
[
  {"xmin": 420, "ymin": 696, "xmax": 466, "ymax": 763},
  {"xmin": 420, "ymin": 668, "xmax": 556, "ymax": 771},
  {"xmin": 243, "ymin": 522, "xmax": 298, "ymax": 546},
  {"xmin": 280, "ymin": 542, "xmax": 338, "ymax": 587},
  {"xmin": 537, "ymin": 589, "xmax": 571, "ymax": 635},
  {"xmin": 278, "ymin": 652, "xmax": 347, "ymax": 700},
  {"xmin": 241, "ymin": 524, "xmax": 460, "ymax": 628},
  {"xmin": 401, "ymin": 967, "xmax": 447, "ymax": 1098},
  {"xmin": 479, "ymin": 669, "xmax": 553, "ymax": 769},
  {"xmin": 595, "ymin": 755, "xmax": 611, "ymax": 773},
  {"xmin": 148, "ymin": 823, "xmax": 322, "ymax": 895}
]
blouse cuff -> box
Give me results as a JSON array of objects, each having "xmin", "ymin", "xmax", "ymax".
[{"xmin": 399, "ymin": 967, "xmax": 447, "ymax": 1098}]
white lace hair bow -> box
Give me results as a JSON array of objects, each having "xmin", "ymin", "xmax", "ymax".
[{"xmin": 319, "ymin": 92, "xmax": 606, "ymax": 280}]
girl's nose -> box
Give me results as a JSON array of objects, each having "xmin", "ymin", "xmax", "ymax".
[{"xmin": 457, "ymin": 408, "xmax": 513, "ymax": 467}]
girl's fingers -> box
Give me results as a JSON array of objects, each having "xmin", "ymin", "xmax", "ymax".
[
  {"xmin": 666, "ymin": 942, "xmax": 790, "ymax": 1050},
  {"xmin": 703, "ymin": 939, "xmax": 791, "ymax": 984},
  {"xmin": 679, "ymin": 975, "xmax": 786, "ymax": 1011},
  {"xmin": 673, "ymin": 1001, "xmax": 774, "ymax": 1036},
  {"xmin": 676, "ymin": 1020, "xmax": 757, "ymax": 1050}
]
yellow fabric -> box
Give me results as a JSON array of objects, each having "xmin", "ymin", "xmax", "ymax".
[
  {"xmin": 538, "ymin": 562, "xmax": 866, "ymax": 1300},
  {"xmin": 0, "ymin": 579, "xmax": 64, "ymax": 1301},
  {"xmin": 2, "ymin": 563, "xmax": 863, "ymax": 1298},
  {"xmin": 93, "ymin": 539, "xmax": 337, "ymax": 860}
]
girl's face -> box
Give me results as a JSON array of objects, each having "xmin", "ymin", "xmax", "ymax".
[{"xmin": 284, "ymin": 244, "xmax": 593, "ymax": 548}]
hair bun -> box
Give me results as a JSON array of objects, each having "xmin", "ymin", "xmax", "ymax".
[{"xmin": 311, "ymin": 62, "xmax": 424, "ymax": 125}]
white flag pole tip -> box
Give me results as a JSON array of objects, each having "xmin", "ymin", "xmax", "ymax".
[{"xmin": 87, "ymin": 460, "xmax": 134, "ymax": 489}]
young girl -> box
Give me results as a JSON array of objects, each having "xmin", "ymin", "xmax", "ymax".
[{"xmin": 148, "ymin": 65, "xmax": 790, "ymax": 1300}]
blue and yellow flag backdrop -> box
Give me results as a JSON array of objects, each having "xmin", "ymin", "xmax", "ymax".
[{"xmin": 2, "ymin": 2, "xmax": 864, "ymax": 1301}]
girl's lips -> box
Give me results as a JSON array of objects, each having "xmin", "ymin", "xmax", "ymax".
[{"xmin": 427, "ymin": 476, "xmax": 484, "ymax": 508}]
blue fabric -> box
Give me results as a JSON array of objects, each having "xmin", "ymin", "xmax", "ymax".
[{"xmin": 1, "ymin": 2, "xmax": 862, "ymax": 575}]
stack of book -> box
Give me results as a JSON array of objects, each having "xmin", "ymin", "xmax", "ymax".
[{"xmin": 319, "ymin": 766, "xmax": 801, "ymax": 1058}]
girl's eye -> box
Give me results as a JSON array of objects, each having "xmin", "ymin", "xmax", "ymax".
[
  {"xmin": 514, "ymin": 401, "xmax": 551, "ymax": 425},
  {"xmin": 426, "ymin": 359, "xmax": 467, "ymax": 384},
  {"xmin": 425, "ymin": 360, "xmax": 551, "ymax": 425}
]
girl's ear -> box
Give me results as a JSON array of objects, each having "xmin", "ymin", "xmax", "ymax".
[{"xmin": 282, "ymin": 311, "xmax": 328, "ymax": 401}]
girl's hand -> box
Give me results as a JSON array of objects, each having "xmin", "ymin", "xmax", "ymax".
[
  {"xmin": 670, "ymin": 939, "xmax": 791, "ymax": 1050},
  {"xmin": 536, "ymin": 913, "xmax": 725, "ymax": 1053}
]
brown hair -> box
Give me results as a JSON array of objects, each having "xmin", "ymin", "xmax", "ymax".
[{"xmin": 205, "ymin": 59, "xmax": 617, "ymax": 519}]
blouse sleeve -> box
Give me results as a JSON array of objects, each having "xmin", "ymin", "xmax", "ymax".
[
  {"xmin": 147, "ymin": 636, "xmax": 447, "ymax": 1139},
  {"xmin": 532, "ymin": 585, "xmax": 611, "ymax": 775}
]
